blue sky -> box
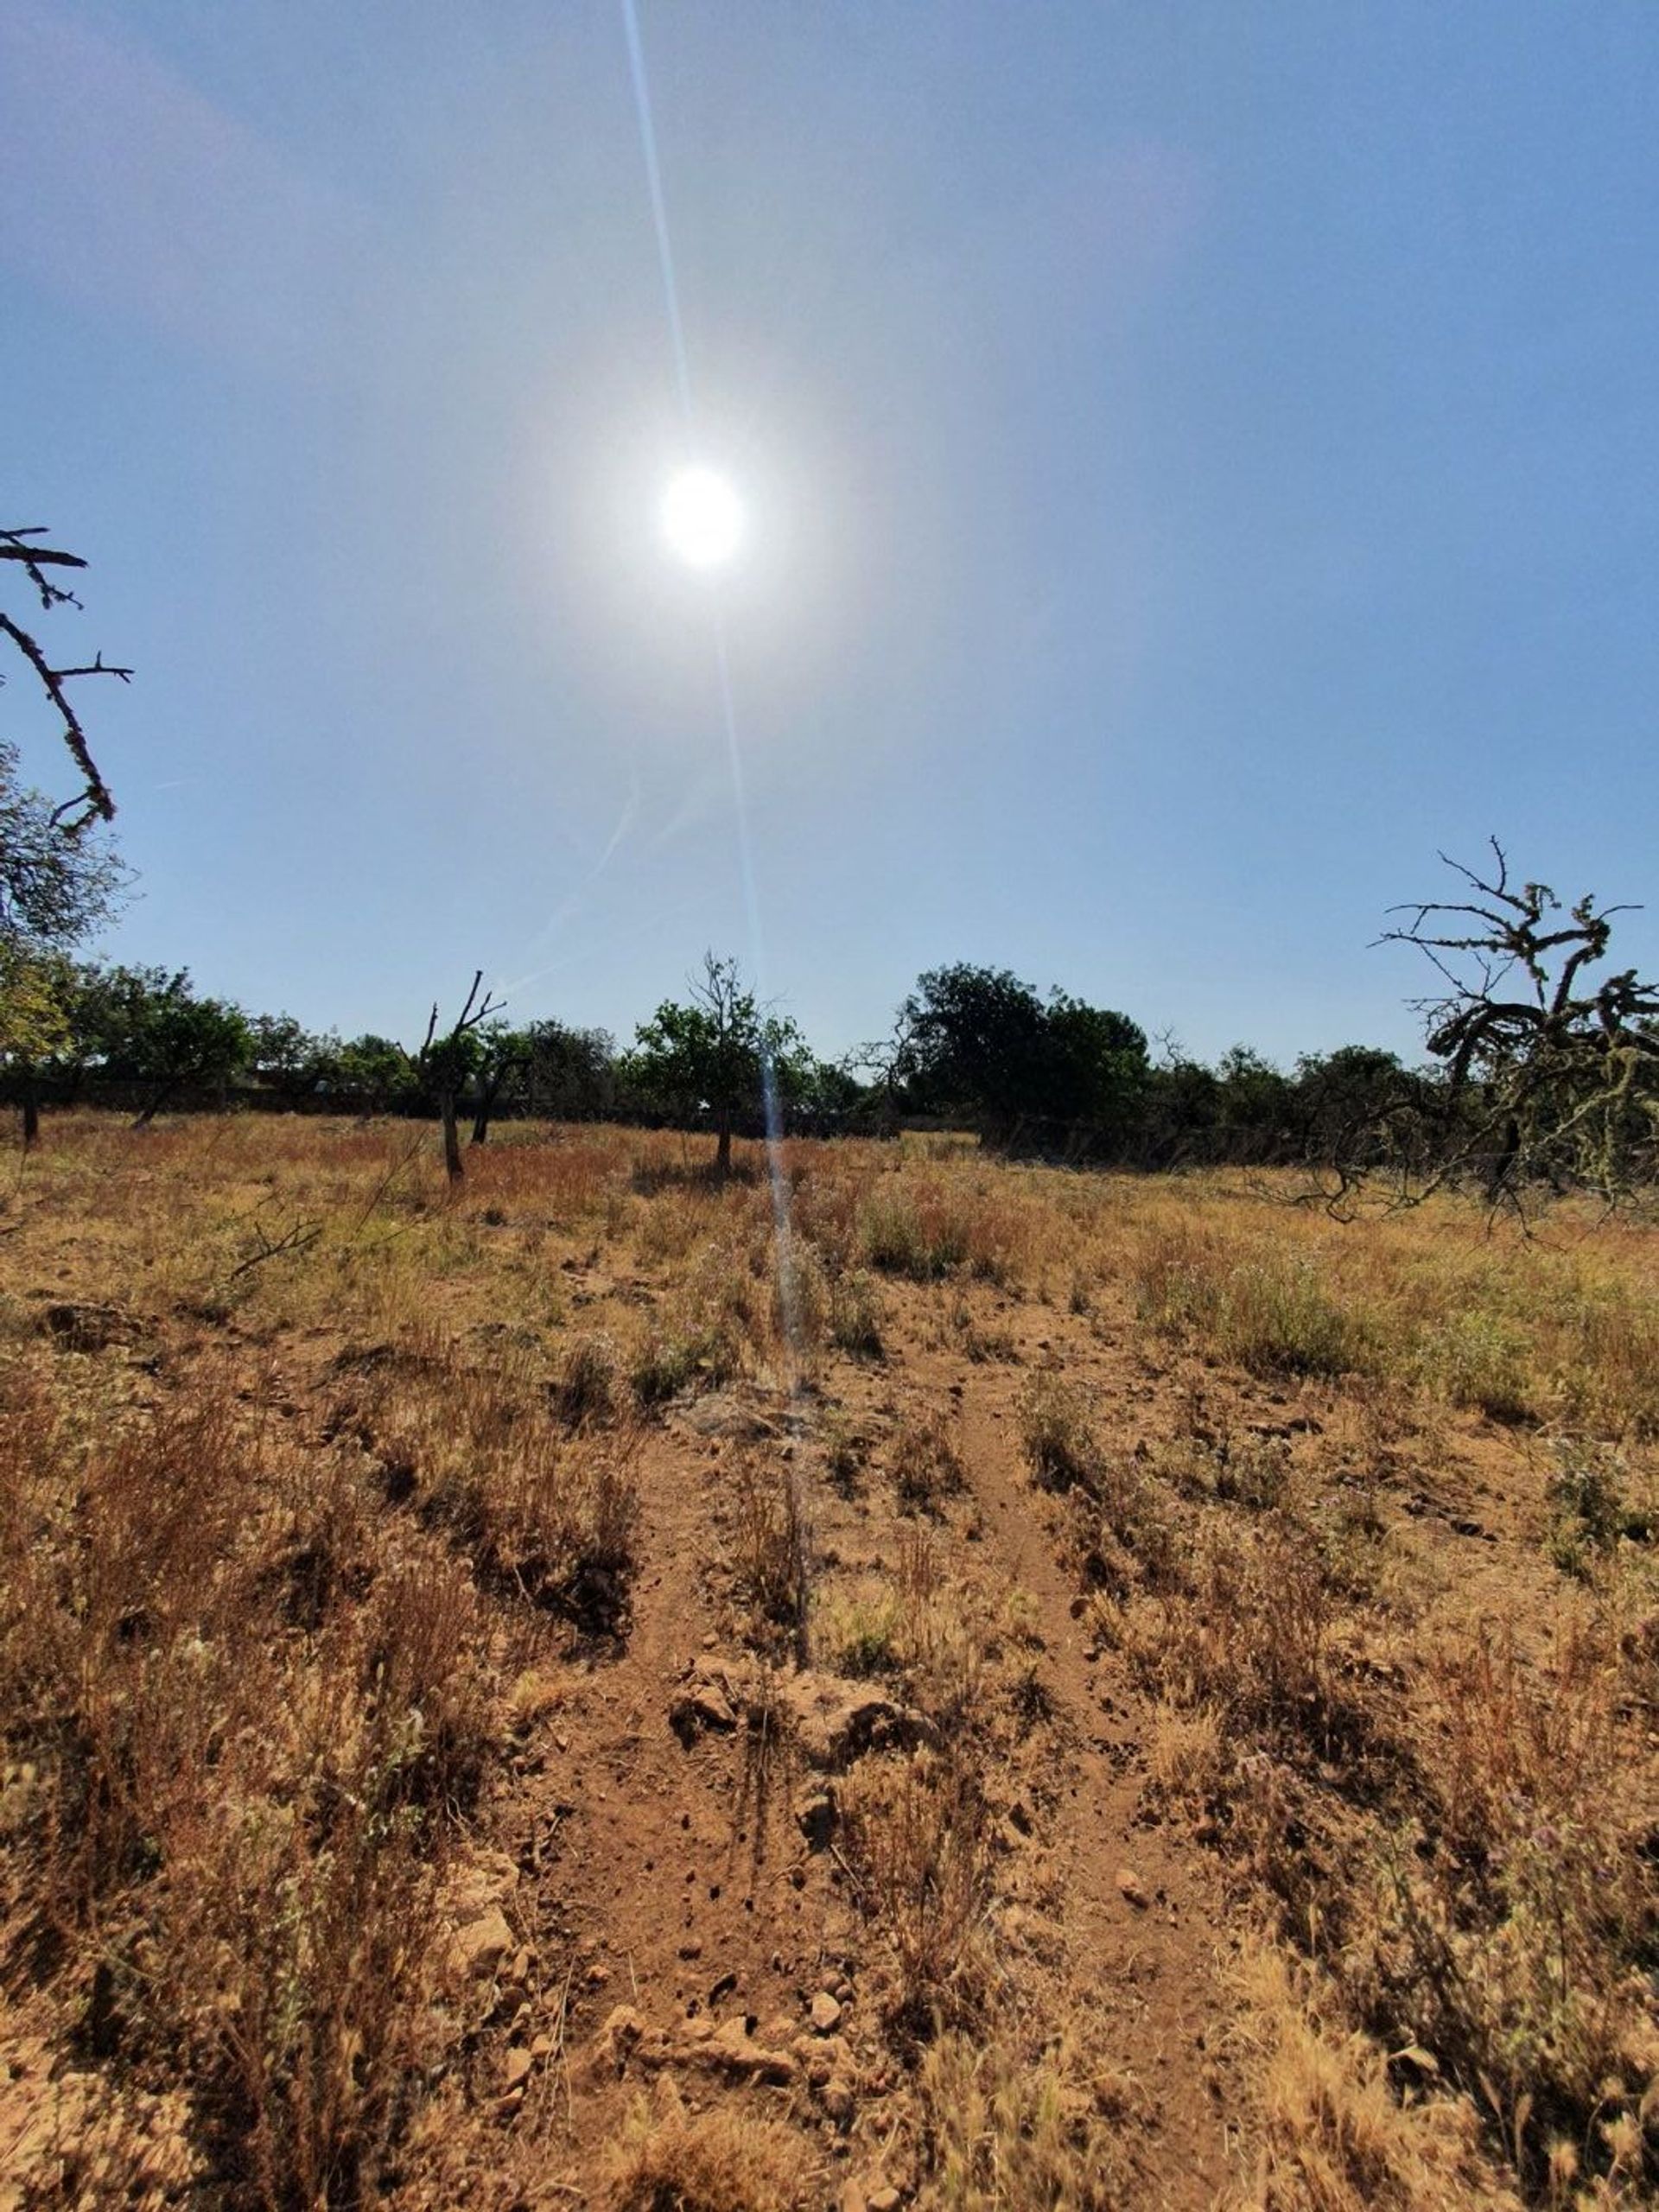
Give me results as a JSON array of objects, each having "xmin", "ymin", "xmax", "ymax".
[{"xmin": 3, "ymin": 1, "xmax": 1655, "ymax": 1065}]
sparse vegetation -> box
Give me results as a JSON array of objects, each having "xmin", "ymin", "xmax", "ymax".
[{"xmin": 1, "ymin": 1112, "xmax": 1656, "ymax": 2204}]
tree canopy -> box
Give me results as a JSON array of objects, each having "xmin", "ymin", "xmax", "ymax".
[{"xmin": 623, "ymin": 953, "xmax": 811, "ymax": 1174}]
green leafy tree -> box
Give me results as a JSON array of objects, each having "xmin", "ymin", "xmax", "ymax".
[
  {"xmin": 1044, "ymin": 992, "xmax": 1150, "ymax": 1135},
  {"xmin": 327, "ymin": 1033, "xmax": 418, "ymax": 1116},
  {"xmin": 894, "ymin": 964, "xmax": 1052, "ymax": 1132},
  {"xmin": 249, "ymin": 1012, "xmax": 327, "ymax": 1087},
  {"xmin": 467, "ymin": 1020, "xmax": 531, "ymax": 1146},
  {"xmin": 624, "ymin": 952, "xmax": 810, "ymax": 1175},
  {"xmin": 521, "ymin": 1020, "xmax": 617, "ymax": 1122},
  {"xmin": 0, "ymin": 739, "xmax": 126, "ymax": 1144},
  {"xmin": 73, "ymin": 964, "xmax": 252, "ymax": 1125},
  {"xmin": 895, "ymin": 963, "xmax": 1147, "ymax": 1145}
]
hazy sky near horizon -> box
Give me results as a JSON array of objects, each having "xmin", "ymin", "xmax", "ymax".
[{"xmin": 3, "ymin": 1, "xmax": 1656, "ymax": 1065}]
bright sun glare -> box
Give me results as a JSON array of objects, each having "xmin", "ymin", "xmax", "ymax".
[{"xmin": 660, "ymin": 466, "xmax": 743, "ymax": 570}]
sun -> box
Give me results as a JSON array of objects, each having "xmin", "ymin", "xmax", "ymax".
[{"xmin": 660, "ymin": 466, "xmax": 744, "ymax": 570}]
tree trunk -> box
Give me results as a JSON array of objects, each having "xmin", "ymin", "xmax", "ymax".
[
  {"xmin": 21, "ymin": 1084, "xmax": 39, "ymax": 1149},
  {"xmin": 440, "ymin": 1091, "xmax": 464, "ymax": 1182},
  {"xmin": 715, "ymin": 1113, "xmax": 733, "ymax": 1179},
  {"xmin": 470, "ymin": 1071, "xmax": 501, "ymax": 1147},
  {"xmin": 132, "ymin": 1083, "xmax": 171, "ymax": 1130}
]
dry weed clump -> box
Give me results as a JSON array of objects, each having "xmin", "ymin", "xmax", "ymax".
[
  {"xmin": 726, "ymin": 1452, "xmax": 808, "ymax": 1649},
  {"xmin": 856, "ymin": 1167, "xmax": 1028, "ymax": 1287},
  {"xmin": 829, "ymin": 1264, "xmax": 886, "ymax": 1357},
  {"xmin": 605, "ymin": 2078, "xmax": 817, "ymax": 2212},
  {"xmin": 840, "ymin": 1746, "xmax": 995, "ymax": 2040},
  {"xmin": 550, "ymin": 1329, "xmax": 624, "ymax": 1428},
  {"xmin": 1017, "ymin": 1370, "xmax": 1099, "ymax": 1492},
  {"xmin": 914, "ymin": 2027, "xmax": 1142, "ymax": 2210},
  {"xmin": 1134, "ymin": 1227, "xmax": 1369, "ymax": 1380},
  {"xmin": 1230, "ymin": 1943, "xmax": 1520, "ymax": 2212},
  {"xmin": 890, "ymin": 1408, "xmax": 967, "ymax": 1510}
]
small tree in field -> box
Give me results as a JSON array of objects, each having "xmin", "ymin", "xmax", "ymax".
[
  {"xmin": 416, "ymin": 972, "xmax": 502, "ymax": 1182},
  {"xmin": 625, "ymin": 952, "xmax": 808, "ymax": 1176}
]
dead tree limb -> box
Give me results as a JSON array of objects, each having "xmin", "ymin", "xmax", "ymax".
[{"xmin": 0, "ymin": 527, "xmax": 125, "ymax": 829}]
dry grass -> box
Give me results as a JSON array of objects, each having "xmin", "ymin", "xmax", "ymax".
[
  {"xmin": 841, "ymin": 1745, "xmax": 995, "ymax": 2040},
  {"xmin": 4, "ymin": 1115, "xmax": 1658, "ymax": 2204},
  {"xmin": 915, "ymin": 2026, "xmax": 1141, "ymax": 2209},
  {"xmin": 605, "ymin": 2080, "xmax": 817, "ymax": 2211}
]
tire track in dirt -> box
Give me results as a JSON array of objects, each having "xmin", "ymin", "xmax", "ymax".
[{"xmin": 950, "ymin": 1350, "xmax": 1238, "ymax": 2209}]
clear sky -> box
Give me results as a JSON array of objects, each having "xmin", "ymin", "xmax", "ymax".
[{"xmin": 3, "ymin": 1, "xmax": 1656, "ymax": 1066}]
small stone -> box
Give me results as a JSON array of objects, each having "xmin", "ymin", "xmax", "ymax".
[
  {"xmin": 670, "ymin": 1676, "xmax": 737, "ymax": 1741},
  {"xmin": 840, "ymin": 2185, "xmax": 869, "ymax": 2212},
  {"xmin": 503, "ymin": 2048, "xmax": 534, "ymax": 2092},
  {"xmin": 597, "ymin": 2005, "xmax": 646, "ymax": 2067},
  {"xmin": 810, "ymin": 1991, "xmax": 842, "ymax": 2034},
  {"xmin": 823, "ymin": 2076, "xmax": 855, "ymax": 2124},
  {"xmin": 450, "ymin": 1906, "xmax": 514, "ymax": 1980},
  {"xmin": 531, "ymin": 2032, "xmax": 554, "ymax": 2059},
  {"xmin": 868, "ymin": 2190, "xmax": 901, "ymax": 2212},
  {"xmin": 1116, "ymin": 1867, "xmax": 1149, "ymax": 1910}
]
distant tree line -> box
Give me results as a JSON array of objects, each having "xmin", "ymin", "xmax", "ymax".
[
  {"xmin": 4, "ymin": 531, "xmax": 1654, "ymax": 1204},
  {"xmin": 8, "ymin": 906, "xmax": 1655, "ymax": 1205}
]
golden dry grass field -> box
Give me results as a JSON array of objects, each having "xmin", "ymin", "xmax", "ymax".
[{"xmin": 1, "ymin": 1114, "xmax": 1656, "ymax": 2211}]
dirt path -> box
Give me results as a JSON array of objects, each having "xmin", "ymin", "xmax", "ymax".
[
  {"xmin": 441, "ymin": 1276, "xmax": 1243, "ymax": 2207},
  {"xmin": 953, "ymin": 1363, "xmax": 1236, "ymax": 2209}
]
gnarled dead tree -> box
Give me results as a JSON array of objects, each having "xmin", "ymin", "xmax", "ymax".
[
  {"xmin": 1382, "ymin": 841, "xmax": 1659, "ymax": 1210},
  {"xmin": 1, "ymin": 527, "xmax": 128, "ymax": 832}
]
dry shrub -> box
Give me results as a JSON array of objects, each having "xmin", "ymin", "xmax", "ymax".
[
  {"xmin": 1357, "ymin": 1619, "xmax": 1658, "ymax": 2169},
  {"xmin": 1230, "ymin": 1942, "xmax": 1517, "ymax": 2212},
  {"xmin": 817, "ymin": 1582, "xmax": 905, "ymax": 1676},
  {"xmin": 772, "ymin": 1235, "xmax": 830, "ymax": 1359},
  {"xmin": 550, "ymin": 1331, "xmax": 622, "ymax": 1427},
  {"xmin": 841, "ymin": 1748, "xmax": 994, "ymax": 2038},
  {"xmin": 829, "ymin": 1265, "xmax": 886, "ymax": 1357},
  {"xmin": 916, "ymin": 2028, "xmax": 1141, "ymax": 2210},
  {"xmin": 168, "ymin": 1788, "xmax": 439, "ymax": 2210},
  {"xmin": 728, "ymin": 1454, "xmax": 807, "ymax": 1643},
  {"xmin": 1416, "ymin": 1312, "xmax": 1532, "ymax": 1424},
  {"xmin": 0, "ymin": 1356, "xmax": 493, "ymax": 2207},
  {"xmin": 1147, "ymin": 1698, "xmax": 1224, "ymax": 1803},
  {"xmin": 857, "ymin": 1172, "xmax": 1022, "ymax": 1286},
  {"xmin": 1134, "ymin": 1230, "xmax": 1367, "ymax": 1380},
  {"xmin": 1017, "ymin": 1371, "xmax": 1098, "ymax": 1492},
  {"xmin": 631, "ymin": 1322, "xmax": 740, "ymax": 1406},
  {"xmin": 1103, "ymin": 1516, "xmax": 1352, "ymax": 1753},
  {"xmin": 891, "ymin": 1409, "xmax": 966, "ymax": 1510},
  {"xmin": 606, "ymin": 2079, "xmax": 816, "ymax": 2212}
]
